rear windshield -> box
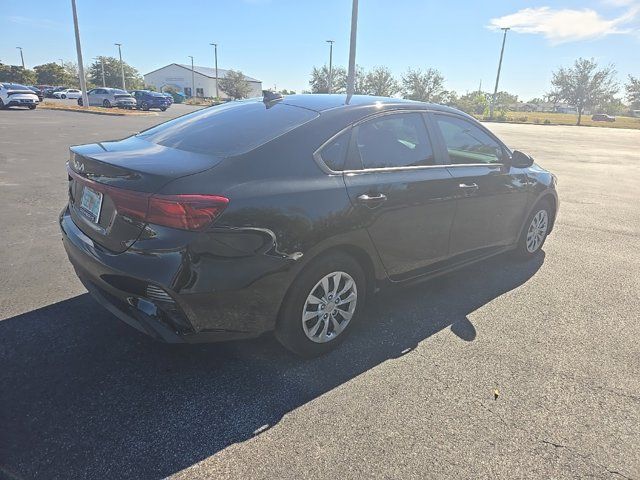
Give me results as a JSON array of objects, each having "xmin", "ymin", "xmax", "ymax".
[{"xmin": 137, "ymin": 100, "xmax": 318, "ymax": 156}]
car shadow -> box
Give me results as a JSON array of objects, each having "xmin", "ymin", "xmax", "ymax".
[{"xmin": 0, "ymin": 252, "xmax": 544, "ymax": 479}]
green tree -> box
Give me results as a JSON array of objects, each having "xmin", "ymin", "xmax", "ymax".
[
  {"xmin": 33, "ymin": 62, "xmax": 67, "ymax": 85},
  {"xmin": 219, "ymin": 70, "xmax": 251, "ymax": 99},
  {"xmin": 626, "ymin": 75, "xmax": 640, "ymax": 110},
  {"xmin": 493, "ymin": 91, "xmax": 519, "ymax": 110},
  {"xmin": 0, "ymin": 63, "xmax": 36, "ymax": 84},
  {"xmin": 363, "ymin": 66, "xmax": 399, "ymax": 97},
  {"xmin": 549, "ymin": 58, "xmax": 618, "ymax": 125},
  {"xmin": 309, "ymin": 65, "xmax": 347, "ymax": 93},
  {"xmin": 454, "ymin": 91, "xmax": 489, "ymax": 115},
  {"xmin": 401, "ymin": 68, "xmax": 448, "ymax": 103},
  {"xmin": 86, "ymin": 56, "xmax": 143, "ymax": 89}
]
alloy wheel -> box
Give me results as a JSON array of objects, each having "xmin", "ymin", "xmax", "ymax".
[
  {"xmin": 301, "ymin": 271, "xmax": 357, "ymax": 343},
  {"xmin": 526, "ymin": 209, "xmax": 549, "ymax": 253}
]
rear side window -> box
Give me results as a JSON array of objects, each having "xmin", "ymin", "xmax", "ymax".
[
  {"xmin": 138, "ymin": 100, "xmax": 318, "ymax": 156},
  {"xmin": 435, "ymin": 115, "xmax": 504, "ymax": 164},
  {"xmin": 318, "ymin": 131, "xmax": 350, "ymax": 171},
  {"xmin": 354, "ymin": 113, "xmax": 434, "ymax": 169}
]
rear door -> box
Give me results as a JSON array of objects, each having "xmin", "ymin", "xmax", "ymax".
[
  {"xmin": 432, "ymin": 113, "xmax": 529, "ymax": 256},
  {"xmin": 340, "ymin": 111, "xmax": 457, "ymax": 281}
]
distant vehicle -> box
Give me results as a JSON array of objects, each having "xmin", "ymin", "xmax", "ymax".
[
  {"xmin": 591, "ymin": 113, "xmax": 615, "ymax": 122},
  {"xmin": 160, "ymin": 92, "xmax": 174, "ymax": 105},
  {"xmin": 44, "ymin": 86, "xmax": 67, "ymax": 98},
  {"xmin": 0, "ymin": 83, "xmax": 39, "ymax": 110},
  {"xmin": 130, "ymin": 90, "xmax": 170, "ymax": 111},
  {"xmin": 27, "ymin": 86, "xmax": 44, "ymax": 102},
  {"xmin": 77, "ymin": 88, "xmax": 136, "ymax": 109},
  {"xmin": 53, "ymin": 89, "xmax": 82, "ymax": 100}
]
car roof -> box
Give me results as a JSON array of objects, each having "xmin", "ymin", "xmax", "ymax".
[{"xmin": 276, "ymin": 94, "xmax": 467, "ymax": 116}]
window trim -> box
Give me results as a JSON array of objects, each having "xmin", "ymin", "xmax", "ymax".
[
  {"xmin": 313, "ymin": 109, "xmax": 443, "ymax": 175},
  {"xmin": 431, "ymin": 111, "xmax": 512, "ymax": 167}
]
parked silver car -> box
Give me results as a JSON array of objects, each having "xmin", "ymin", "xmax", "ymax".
[{"xmin": 78, "ymin": 88, "xmax": 137, "ymax": 109}]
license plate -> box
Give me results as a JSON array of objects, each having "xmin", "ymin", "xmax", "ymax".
[{"xmin": 80, "ymin": 186, "xmax": 103, "ymax": 223}]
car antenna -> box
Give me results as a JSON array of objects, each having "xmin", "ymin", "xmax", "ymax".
[{"xmin": 262, "ymin": 90, "xmax": 283, "ymax": 108}]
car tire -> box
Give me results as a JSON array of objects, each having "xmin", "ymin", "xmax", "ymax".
[
  {"xmin": 103, "ymin": 100, "xmax": 111, "ymax": 108},
  {"xmin": 61, "ymin": 94, "xmax": 66, "ymax": 99},
  {"xmin": 28, "ymin": 104, "xmax": 36, "ymax": 110},
  {"xmin": 160, "ymin": 107, "xmax": 167, "ymax": 112},
  {"xmin": 514, "ymin": 199, "xmax": 553, "ymax": 259},
  {"xmin": 77, "ymin": 98, "xmax": 83, "ymax": 106},
  {"xmin": 0, "ymin": 99, "xmax": 5, "ymax": 109},
  {"xmin": 141, "ymin": 102, "xmax": 150, "ymax": 111},
  {"xmin": 275, "ymin": 252, "xmax": 366, "ymax": 358}
]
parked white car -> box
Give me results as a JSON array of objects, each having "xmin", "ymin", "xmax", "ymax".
[
  {"xmin": 0, "ymin": 83, "xmax": 39, "ymax": 110},
  {"xmin": 77, "ymin": 88, "xmax": 137, "ymax": 109},
  {"xmin": 53, "ymin": 89, "xmax": 82, "ymax": 99}
]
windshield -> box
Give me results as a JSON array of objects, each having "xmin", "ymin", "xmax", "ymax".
[
  {"xmin": 137, "ymin": 100, "xmax": 318, "ymax": 157},
  {"xmin": 4, "ymin": 84, "xmax": 30, "ymax": 90}
]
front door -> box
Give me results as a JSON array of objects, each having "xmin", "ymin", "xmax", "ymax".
[
  {"xmin": 342, "ymin": 112, "xmax": 457, "ymax": 281},
  {"xmin": 432, "ymin": 113, "xmax": 530, "ymax": 256}
]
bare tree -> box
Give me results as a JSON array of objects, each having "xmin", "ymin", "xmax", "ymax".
[
  {"xmin": 401, "ymin": 68, "xmax": 448, "ymax": 103},
  {"xmin": 549, "ymin": 58, "xmax": 618, "ymax": 125},
  {"xmin": 364, "ymin": 66, "xmax": 399, "ymax": 97},
  {"xmin": 219, "ymin": 70, "xmax": 252, "ymax": 99}
]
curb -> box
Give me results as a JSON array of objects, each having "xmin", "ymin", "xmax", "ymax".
[{"xmin": 40, "ymin": 105, "xmax": 157, "ymax": 117}]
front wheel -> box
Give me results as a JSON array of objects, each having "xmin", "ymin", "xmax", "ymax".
[
  {"xmin": 160, "ymin": 106, "xmax": 167, "ymax": 112},
  {"xmin": 28, "ymin": 104, "xmax": 36, "ymax": 110},
  {"xmin": 61, "ymin": 94, "xmax": 66, "ymax": 99},
  {"xmin": 0, "ymin": 99, "xmax": 5, "ymax": 109},
  {"xmin": 514, "ymin": 200, "xmax": 552, "ymax": 258},
  {"xmin": 103, "ymin": 99, "xmax": 111, "ymax": 108},
  {"xmin": 141, "ymin": 102, "xmax": 150, "ymax": 111},
  {"xmin": 275, "ymin": 252, "xmax": 366, "ymax": 357}
]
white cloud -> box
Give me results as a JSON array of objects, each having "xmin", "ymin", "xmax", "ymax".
[{"xmin": 488, "ymin": 5, "xmax": 640, "ymax": 44}]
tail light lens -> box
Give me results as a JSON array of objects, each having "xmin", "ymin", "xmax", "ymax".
[{"xmin": 147, "ymin": 194, "xmax": 229, "ymax": 231}]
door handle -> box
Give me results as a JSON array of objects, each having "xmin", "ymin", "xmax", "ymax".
[
  {"xmin": 458, "ymin": 183, "xmax": 479, "ymax": 190},
  {"xmin": 357, "ymin": 193, "xmax": 387, "ymax": 207}
]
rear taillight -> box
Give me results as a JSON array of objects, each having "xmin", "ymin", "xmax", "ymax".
[{"xmin": 147, "ymin": 194, "xmax": 229, "ymax": 231}]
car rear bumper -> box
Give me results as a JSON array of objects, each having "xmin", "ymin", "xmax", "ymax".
[
  {"xmin": 59, "ymin": 206, "xmax": 295, "ymax": 343},
  {"xmin": 6, "ymin": 98, "xmax": 38, "ymax": 106}
]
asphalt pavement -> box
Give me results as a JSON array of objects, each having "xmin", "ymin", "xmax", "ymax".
[{"xmin": 0, "ymin": 106, "xmax": 638, "ymax": 480}]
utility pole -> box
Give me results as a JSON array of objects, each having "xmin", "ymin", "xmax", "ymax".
[
  {"xmin": 210, "ymin": 43, "xmax": 219, "ymax": 99},
  {"xmin": 16, "ymin": 47, "xmax": 25, "ymax": 68},
  {"xmin": 114, "ymin": 43, "xmax": 125, "ymax": 90},
  {"xmin": 189, "ymin": 56, "xmax": 195, "ymax": 98},
  {"xmin": 345, "ymin": 0, "xmax": 358, "ymax": 101},
  {"xmin": 59, "ymin": 58, "xmax": 64, "ymax": 68},
  {"xmin": 326, "ymin": 40, "xmax": 334, "ymax": 94},
  {"xmin": 490, "ymin": 27, "xmax": 510, "ymax": 118},
  {"xmin": 70, "ymin": 0, "xmax": 89, "ymax": 108}
]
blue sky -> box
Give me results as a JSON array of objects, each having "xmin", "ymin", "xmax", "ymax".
[{"xmin": 1, "ymin": 0, "xmax": 638, "ymax": 100}]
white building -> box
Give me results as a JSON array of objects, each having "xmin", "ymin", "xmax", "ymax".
[{"xmin": 143, "ymin": 63, "xmax": 262, "ymax": 99}]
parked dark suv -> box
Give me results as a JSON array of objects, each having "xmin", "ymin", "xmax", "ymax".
[
  {"xmin": 60, "ymin": 94, "xmax": 558, "ymax": 357},
  {"xmin": 130, "ymin": 90, "xmax": 170, "ymax": 111}
]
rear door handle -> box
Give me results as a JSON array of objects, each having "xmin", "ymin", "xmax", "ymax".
[
  {"xmin": 357, "ymin": 193, "xmax": 387, "ymax": 207},
  {"xmin": 458, "ymin": 183, "xmax": 479, "ymax": 190}
]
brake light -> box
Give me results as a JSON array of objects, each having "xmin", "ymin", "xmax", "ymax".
[{"xmin": 147, "ymin": 194, "xmax": 229, "ymax": 230}]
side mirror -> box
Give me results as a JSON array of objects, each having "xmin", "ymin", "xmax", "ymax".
[{"xmin": 510, "ymin": 150, "xmax": 534, "ymax": 168}]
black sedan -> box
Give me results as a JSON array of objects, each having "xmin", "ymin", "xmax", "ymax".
[{"xmin": 60, "ymin": 94, "xmax": 558, "ymax": 357}]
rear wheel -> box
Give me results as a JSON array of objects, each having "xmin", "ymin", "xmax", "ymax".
[
  {"xmin": 141, "ymin": 101, "xmax": 150, "ymax": 111},
  {"xmin": 514, "ymin": 200, "xmax": 552, "ymax": 258},
  {"xmin": 275, "ymin": 252, "xmax": 366, "ymax": 357},
  {"xmin": 77, "ymin": 98, "xmax": 83, "ymax": 106},
  {"xmin": 0, "ymin": 99, "xmax": 5, "ymax": 109},
  {"xmin": 160, "ymin": 106, "xmax": 167, "ymax": 112},
  {"xmin": 61, "ymin": 94, "xmax": 66, "ymax": 99}
]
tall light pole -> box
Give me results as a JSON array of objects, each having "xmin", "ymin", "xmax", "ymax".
[
  {"xmin": 188, "ymin": 55, "xmax": 195, "ymax": 98},
  {"xmin": 94, "ymin": 57, "xmax": 106, "ymax": 87},
  {"xmin": 326, "ymin": 40, "xmax": 334, "ymax": 94},
  {"xmin": 114, "ymin": 43, "xmax": 125, "ymax": 90},
  {"xmin": 345, "ymin": 0, "xmax": 359, "ymax": 101},
  {"xmin": 210, "ymin": 43, "xmax": 219, "ymax": 99},
  {"xmin": 70, "ymin": 0, "xmax": 89, "ymax": 108},
  {"xmin": 490, "ymin": 27, "xmax": 510, "ymax": 119},
  {"xmin": 16, "ymin": 47, "xmax": 25, "ymax": 68}
]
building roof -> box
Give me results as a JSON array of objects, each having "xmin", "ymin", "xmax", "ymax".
[{"xmin": 144, "ymin": 63, "xmax": 261, "ymax": 83}]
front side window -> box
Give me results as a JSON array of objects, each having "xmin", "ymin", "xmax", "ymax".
[
  {"xmin": 354, "ymin": 113, "xmax": 434, "ymax": 169},
  {"xmin": 435, "ymin": 115, "xmax": 504, "ymax": 164}
]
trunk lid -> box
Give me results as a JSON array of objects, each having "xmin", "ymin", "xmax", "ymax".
[{"xmin": 67, "ymin": 136, "xmax": 222, "ymax": 253}]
